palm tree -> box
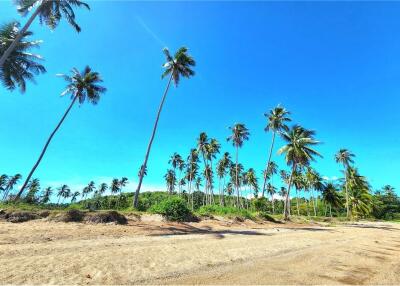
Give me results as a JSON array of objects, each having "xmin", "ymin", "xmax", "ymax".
[
  {"xmin": 266, "ymin": 183, "xmax": 277, "ymax": 214},
  {"xmin": 57, "ymin": 184, "xmax": 69, "ymax": 204},
  {"xmin": 16, "ymin": 66, "xmax": 106, "ymax": 199},
  {"xmin": 227, "ymin": 123, "xmax": 250, "ymax": 208},
  {"xmin": 2, "ymin": 174, "xmax": 22, "ymax": 201},
  {"xmin": 0, "ymin": 21, "xmax": 46, "ymax": 92},
  {"xmin": 186, "ymin": 148, "xmax": 199, "ymax": 208},
  {"xmin": 278, "ymin": 125, "xmax": 321, "ymax": 220},
  {"xmin": 262, "ymin": 161, "xmax": 278, "ymax": 198},
  {"xmin": 346, "ymin": 167, "xmax": 372, "ymax": 218},
  {"xmin": 98, "ymin": 183, "xmax": 108, "ymax": 196},
  {"xmin": 70, "ymin": 191, "xmax": 80, "ymax": 203},
  {"xmin": 262, "ymin": 105, "xmax": 291, "ymax": 197},
  {"xmin": 110, "ymin": 179, "xmax": 120, "ymax": 195},
  {"xmin": 85, "ymin": 181, "xmax": 96, "ymax": 198},
  {"xmin": 134, "ymin": 47, "xmax": 195, "ymax": 208},
  {"xmin": 164, "ymin": 169, "xmax": 176, "ymax": 194},
  {"xmin": 382, "ymin": 185, "xmax": 396, "ymax": 196},
  {"xmin": 217, "ymin": 152, "xmax": 231, "ymax": 206},
  {"xmin": 169, "ymin": 153, "xmax": 185, "ymax": 194},
  {"xmin": 0, "ymin": 175, "xmax": 8, "ymax": 199},
  {"xmin": 207, "ymin": 138, "xmax": 220, "ymax": 203},
  {"xmin": 41, "ymin": 186, "xmax": 52, "ymax": 204},
  {"xmin": 197, "ymin": 132, "xmax": 211, "ymax": 203},
  {"xmin": 245, "ymin": 168, "xmax": 259, "ymax": 198},
  {"xmin": 322, "ymin": 183, "xmax": 341, "ymax": 217},
  {"xmin": 335, "ymin": 149, "xmax": 355, "ymax": 219},
  {"xmin": 0, "ymin": 0, "xmax": 90, "ymax": 67}
]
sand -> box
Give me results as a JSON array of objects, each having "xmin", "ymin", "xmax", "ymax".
[{"xmin": 0, "ymin": 217, "xmax": 399, "ymax": 285}]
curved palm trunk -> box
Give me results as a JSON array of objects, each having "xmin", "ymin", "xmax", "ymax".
[
  {"xmin": 284, "ymin": 164, "xmax": 296, "ymax": 220},
  {"xmin": 261, "ymin": 132, "xmax": 276, "ymax": 198},
  {"xmin": 0, "ymin": 2, "xmax": 44, "ymax": 67},
  {"xmin": 133, "ymin": 74, "xmax": 173, "ymax": 208},
  {"xmin": 15, "ymin": 95, "xmax": 78, "ymax": 200}
]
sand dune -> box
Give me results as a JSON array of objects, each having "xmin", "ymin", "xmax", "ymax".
[{"xmin": 0, "ymin": 218, "xmax": 399, "ymax": 285}]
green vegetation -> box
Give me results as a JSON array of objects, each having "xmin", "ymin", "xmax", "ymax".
[{"xmin": 149, "ymin": 197, "xmax": 192, "ymax": 222}]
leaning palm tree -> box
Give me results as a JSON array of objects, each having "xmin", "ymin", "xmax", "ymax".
[
  {"xmin": 0, "ymin": 0, "xmax": 90, "ymax": 67},
  {"xmin": 2, "ymin": 174, "xmax": 22, "ymax": 201},
  {"xmin": 0, "ymin": 21, "xmax": 46, "ymax": 93},
  {"xmin": 262, "ymin": 105, "xmax": 291, "ymax": 197},
  {"xmin": 98, "ymin": 183, "xmax": 108, "ymax": 196},
  {"xmin": 70, "ymin": 191, "xmax": 80, "ymax": 203},
  {"xmin": 227, "ymin": 123, "xmax": 250, "ymax": 208},
  {"xmin": 278, "ymin": 125, "xmax": 321, "ymax": 220},
  {"xmin": 134, "ymin": 47, "xmax": 195, "ymax": 208},
  {"xmin": 0, "ymin": 175, "xmax": 8, "ymax": 199},
  {"xmin": 57, "ymin": 184, "xmax": 69, "ymax": 204},
  {"xmin": 16, "ymin": 66, "xmax": 106, "ymax": 199},
  {"xmin": 335, "ymin": 149, "xmax": 355, "ymax": 219},
  {"xmin": 41, "ymin": 186, "xmax": 53, "ymax": 204}
]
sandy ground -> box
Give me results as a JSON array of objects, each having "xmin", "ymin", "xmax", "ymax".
[{"xmin": 0, "ymin": 217, "xmax": 399, "ymax": 285}]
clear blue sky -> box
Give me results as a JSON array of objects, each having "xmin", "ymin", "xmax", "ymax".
[{"xmin": 1, "ymin": 1, "xmax": 399, "ymax": 195}]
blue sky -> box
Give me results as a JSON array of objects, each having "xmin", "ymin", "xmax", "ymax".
[{"xmin": 1, "ymin": 1, "xmax": 399, "ymax": 196}]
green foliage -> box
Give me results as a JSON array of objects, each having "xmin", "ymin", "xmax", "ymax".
[
  {"xmin": 197, "ymin": 205, "xmax": 255, "ymax": 220},
  {"xmin": 149, "ymin": 197, "xmax": 192, "ymax": 221},
  {"xmin": 252, "ymin": 197, "xmax": 269, "ymax": 212}
]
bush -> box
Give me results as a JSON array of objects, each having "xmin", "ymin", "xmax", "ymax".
[
  {"xmin": 197, "ymin": 205, "xmax": 255, "ymax": 220},
  {"xmin": 6, "ymin": 211, "xmax": 40, "ymax": 223},
  {"xmin": 252, "ymin": 198, "xmax": 269, "ymax": 212},
  {"xmin": 85, "ymin": 211, "xmax": 127, "ymax": 224},
  {"xmin": 149, "ymin": 197, "xmax": 193, "ymax": 221}
]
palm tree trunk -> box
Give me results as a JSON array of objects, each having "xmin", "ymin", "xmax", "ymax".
[
  {"xmin": 311, "ymin": 189, "xmax": 317, "ymax": 216},
  {"xmin": 261, "ymin": 132, "xmax": 276, "ymax": 198},
  {"xmin": 222, "ymin": 176, "xmax": 226, "ymax": 206},
  {"xmin": 296, "ymin": 189, "xmax": 300, "ymax": 216},
  {"xmin": 235, "ymin": 145, "xmax": 240, "ymax": 208},
  {"xmin": 15, "ymin": 95, "xmax": 78, "ymax": 200},
  {"xmin": 284, "ymin": 164, "xmax": 296, "ymax": 220},
  {"xmin": 133, "ymin": 73, "xmax": 173, "ymax": 208},
  {"xmin": 344, "ymin": 164, "xmax": 350, "ymax": 219},
  {"xmin": 0, "ymin": 2, "xmax": 44, "ymax": 67}
]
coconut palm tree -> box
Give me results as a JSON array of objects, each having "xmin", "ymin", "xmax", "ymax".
[
  {"xmin": 16, "ymin": 66, "xmax": 106, "ymax": 199},
  {"xmin": 197, "ymin": 132, "xmax": 211, "ymax": 202},
  {"xmin": 262, "ymin": 161, "xmax": 278, "ymax": 198},
  {"xmin": 70, "ymin": 191, "xmax": 80, "ymax": 203},
  {"xmin": 25, "ymin": 178, "xmax": 40, "ymax": 203},
  {"xmin": 206, "ymin": 138, "xmax": 220, "ymax": 203},
  {"xmin": 0, "ymin": 0, "xmax": 90, "ymax": 67},
  {"xmin": 2, "ymin": 174, "xmax": 22, "ymax": 201},
  {"xmin": 278, "ymin": 125, "xmax": 321, "ymax": 220},
  {"xmin": 0, "ymin": 21, "xmax": 46, "ymax": 93},
  {"xmin": 134, "ymin": 47, "xmax": 195, "ymax": 208},
  {"xmin": 262, "ymin": 105, "xmax": 291, "ymax": 197},
  {"xmin": 217, "ymin": 152, "xmax": 231, "ymax": 206},
  {"xmin": 227, "ymin": 123, "xmax": 250, "ymax": 208},
  {"xmin": 322, "ymin": 183, "xmax": 341, "ymax": 217},
  {"xmin": 266, "ymin": 183, "xmax": 277, "ymax": 214},
  {"xmin": 169, "ymin": 153, "xmax": 185, "ymax": 194},
  {"xmin": 98, "ymin": 183, "xmax": 108, "ymax": 196},
  {"xmin": 164, "ymin": 169, "xmax": 176, "ymax": 194},
  {"xmin": 41, "ymin": 186, "xmax": 52, "ymax": 204},
  {"xmin": 245, "ymin": 168, "xmax": 259, "ymax": 198},
  {"xmin": 0, "ymin": 175, "xmax": 8, "ymax": 199},
  {"xmin": 335, "ymin": 149, "xmax": 355, "ymax": 219},
  {"xmin": 57, "ymin": 184, "xmax": 69, "ymax": 204}
]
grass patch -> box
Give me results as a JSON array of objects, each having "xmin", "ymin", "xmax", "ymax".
[{"xmin": 197, "ymin": 205, "xmax": 256, "ymax": 220}]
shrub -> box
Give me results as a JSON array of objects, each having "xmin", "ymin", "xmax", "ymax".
[
  {"xmin": 6, "ymin": 211, "xmax": 40, "ymax": 223},
  {"xmin": 197, "ymin": 205, "xmax": 255, "ymax": 220},
  {"xmin": 149, "ymin": 197, "xmax": 192, "ymax": 221},
  {"xmin": 85, "ymin": 211, "xmax": 127, "ymax": 224},
  {"xmin": 252, "ymin": 198, "xmax": 269, "ymax": 212}
]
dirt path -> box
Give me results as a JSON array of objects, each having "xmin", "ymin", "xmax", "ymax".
[{"xmin": 0, "ymin": 220, "xmax": 399, "ymax": 285}]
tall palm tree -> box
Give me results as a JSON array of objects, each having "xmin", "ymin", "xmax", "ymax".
[
  {"xmin": 57, "ymin": 184, "xmax": 69, "ymax": 204},
  {"xmin": 216, "ymin": 152, "xmax": 231, "ymax": 206},
  {"xmin": 98, "ymin": 183, "xmax": 108, "ymax": 196},
  {"xmin": 262, "ymin": 161, "xmax": 278, "ymax": 197},
  {"xmin": 322, "ymin": 183, "xmax": 341, "ymax": 217},
  {"xmin": 0, "ymin": 21, "xmax": 46, "ymax": 93},
  {"xmin": 335, "ymin": 149, "xmax": 355, "ymax": 219},
  {"xmin": 227, "ymin": 123, "xmax": 250, "ymax": 208},
  {"xmin": 0, "ymin": 0, "xmax": 90, "ymax": 67},
  {"xmin": 206, "ymin": 138, "xmax": 220, "ymax": 203},
  {"xmin": 70, "ymin": 191, "xmax": 80, "ymax": 203},
  {"xmin": 197, "ymin": 132, "xmax": 211, "ymax": 203},
  {"xmin": 164, "ymin": 169, "xmax": 176, "ymax": 194},
  {"xmin": 278, "ymin": 125, "xmax": 321, "ymax": 220},
  {"xmin": 169, "ymin": 153, "xmax": 185, "ymax": 194},
  {"xmin": 266, "ymin": 183, "xmax": 277, "ymax": 214},
  {"xmin": 110, "ymin": 178, "xmax": 120, "ymax": 195},
  {"xmin": 262, "ymin": 105, "xmax": 291, "ymax": 197},
  {"xmin": 2, "ymin": 174, "xmax": 22, "ymax": 201},
  {"xmin": 134, "ymin": 47, "xmax": 195, "ymax": 208},
  {"xmin": 186, "ymin": 148, "xmax": 199, "ymax": 208},
  {"xmin": 16, "ymin": 66, "xmax": 106, "ymax": 199},
  {"xmin": 245, "ymin": 168, "xmax": 259, "ymax": 198},
  {"xmin": 41, "ymin": 186, "xmax": 52, "ymax": 204}
]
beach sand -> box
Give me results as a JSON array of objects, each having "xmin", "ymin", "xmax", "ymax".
[{"xmin": 0, "ymin": 217, "xmax": 399, "ymax": 285}]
